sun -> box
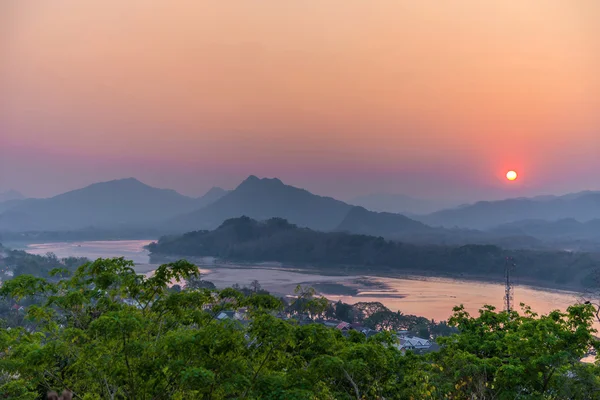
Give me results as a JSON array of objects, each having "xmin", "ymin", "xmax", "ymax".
[{"xmin": 506, "ymin": 170, "xmax": 518, "ymax": 181}]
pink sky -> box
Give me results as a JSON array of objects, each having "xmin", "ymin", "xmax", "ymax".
[{"xmin": 1, "ymin": 1, "xmax": 598, "ymax": 200}]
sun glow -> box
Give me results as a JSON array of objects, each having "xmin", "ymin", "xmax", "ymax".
[{"xmin": 506, "ymin": 170, "xmax": 518, "ymax": 181}]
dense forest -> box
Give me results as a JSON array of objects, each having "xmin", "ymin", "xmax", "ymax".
[
  {"xmin": 1, "ymin": 258, "xmax": 599, "ymax": 399},
  {"xmin": 148, "ymin": 217, "xmax": 600, "ymax": 289}
]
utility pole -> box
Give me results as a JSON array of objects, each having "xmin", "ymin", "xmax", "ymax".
[{"xmin": 504, "ymin": 257, "xmax": 516, "ymax": 313}]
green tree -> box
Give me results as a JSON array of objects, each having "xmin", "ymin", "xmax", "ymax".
[{"xmin": 427, "ymin": 303, "xmax": 600, "ymax": 399}]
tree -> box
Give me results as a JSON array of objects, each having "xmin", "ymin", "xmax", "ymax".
[
  {"xmin": 426, "ymin": 303, "xmax": 600, "ymax": 399},
  {"xmin": 1, "ymin": 257, "xmax": 598, "ymax": 399},
  {"xmin": 250, "ymin": 279, "xmax": 262, "ymax": 293},
  {"xmin": 185, "ymin": 272, "xmax": 216, "ymax": 290}
]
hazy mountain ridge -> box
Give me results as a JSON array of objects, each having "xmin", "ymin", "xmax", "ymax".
[
  {"xmin": 349, "ymin": 193, "xmax": 453, "ymax": 215},
  {"xmin": 336, "ymin": 206, "xmax": 434, "ymax": 236},
  {"xmin": 0, "ymin": 178, "xmax": 202, "ymax": 231},
  {"xmin": 168, "ymin": 175, "xmax": 354, "ymax": 232},
  {"xmin": 418, "ymin": 191, "xmax": 600, "ymax": 229},
  {"xmin": 1, "ymin": 175, "xmax": 598, "ymax": 251},
  {"xmin": 491, "ymin": 218, "xmax": 600, "ymax": 241},
  {"xmin": 0, "ymin": 190, "xmax": 24, "ymax": 203}
]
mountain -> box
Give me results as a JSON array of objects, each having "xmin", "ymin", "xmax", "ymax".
[
  {"xmin": 491, "ymin": 218, "xmax": 600, "ymax": 242},
  {"xmin": 0, "ymin": 178, "xmax": 200, "ymax": 231},
  {"xmin": 349, "ymin": 193, "xmax": 452, "ymax": 215},
  {"xmin": 336, "ymin": 206, "xmax": 433, "ymax": 236},
  {"xmin": 167, "ymin": 176, "xmax": 547, "ymax": 249},
  {"xmin": 196, "ymin": 187, "xmax": 229, "ymax": 208},
  {"xmin": 334, "ymin": 206, "xmax": 544, "ymax": 249},
  {"xmin": 418, "ymin": 191, "xmax": 600, "ymax": 229},
  {"xmin": 0, "ymin": 190, "xmax": 24, "ymax": 203},
  {"xmin": 168, "ymin": 175, "xmax": 354, "ymax": 232},
  {"xmin": 0, "ymin": 198, "xmax": 26, "ymax": 214}
]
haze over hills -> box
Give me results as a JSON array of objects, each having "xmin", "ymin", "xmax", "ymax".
[
  {"xmin": 336, "ymin": 206, "xmax": 434, "ymax": 236},
  {"xmin": 1, "ymin": 174, "xmax": 598, "ymax": 251},
  {"xmin": 168, "ymin": 175, "xmax": 353, "ymax": 232},
  {"xmin": 0, "ymin": 190, "xmax": 24, "ymax": 203},
  {"xmin": 148, "ymin": 216, "xmax": 600, "ymax": 291},
  {"xmin": 196, "ymin": 187, "xmax": 229, "ymax": 209},
  {"xmin": 349, "ymin": 193, "xmax": 454, "ymax": 215},
  {"xmin": 417, "ymin": 191, "xmax": 600, "ymax": 229},
  {"xmin": 491, "ymin": 218, "xmax": 600, "ymax": 242},
  {"xmin": 0, "ymin": 178, "xmax": 219, "ymax": 231}
]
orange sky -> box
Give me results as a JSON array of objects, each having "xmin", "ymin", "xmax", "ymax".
[{"xmin": 1, "ymin": 1, "xmax": 598, "ymax": 199}]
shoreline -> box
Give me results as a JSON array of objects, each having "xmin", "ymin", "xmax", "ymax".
[{"xmin": 139, "ymin": 255, "xmax": 590, "ymax": 296}]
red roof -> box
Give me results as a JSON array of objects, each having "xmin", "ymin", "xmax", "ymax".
[{"xmin": 336, "ymin": 322, "xmax": 350, "ymax": 330}]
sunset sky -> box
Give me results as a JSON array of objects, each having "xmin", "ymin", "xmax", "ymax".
[{"xmin": 1, "ymin": 1, "xmax": 598, "ymax": 201}]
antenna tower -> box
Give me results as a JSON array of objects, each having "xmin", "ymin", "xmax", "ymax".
[{"xmin": 504, "ymin": 257, "xmax": 516, "ymax": 313}]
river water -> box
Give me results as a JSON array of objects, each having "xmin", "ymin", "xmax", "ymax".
[{"xmin": 24, "ymin": 240, "xmax": 590, "ymax": 323}]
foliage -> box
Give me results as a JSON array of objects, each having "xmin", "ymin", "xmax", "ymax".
[
  {"xmin": 425, "ymin": 304, "xmax": 600, "ymax": 399},
  {"xmin": 0, "ymin": 257, "xmax": 599, "ymax": 399},
  {"xmin": 0, "ymin": 247, "xmax": 88, "ymax": 278}
]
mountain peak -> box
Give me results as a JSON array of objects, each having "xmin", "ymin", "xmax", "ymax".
[
  {"xmin": 204, "ymin": 187, "xmax": 227, "ymax": 196},
  {"xmin": 238, "ymin": 175, "xmax": 284, "ymax": 189}
]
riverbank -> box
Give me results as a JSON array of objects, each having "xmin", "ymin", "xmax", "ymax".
[
  {"xmin": 144, "ymin": 253, "xmax": 593, "ymax": 295},
  {"xmin": 135, "ymin": 261, "xmax": 588, "ymax": 325}
]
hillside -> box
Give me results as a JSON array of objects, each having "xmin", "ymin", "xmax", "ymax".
[
  {"xmin": 349, "ymin": 193, "xmax": 452, "ymax": 215},
  {"xmin": 196, "ymin": 186, "xmax": 229, "ymax": 208},
  {"xmin": 0, "ymin": 190, "xmax": 24, "ymax": 203},
  {"xmin": 0, "ymin": 178, "xmax": 201, "ymax": 231},
  {"xmin": 168, "ymin": 175, "xmax": 354, "ymax": 232},
  {"xmin": 148, "ymin": 216, "xmax": 600, "ymax": 289},
  {"xmin": 419, "ymin": 191, "xmax": 600, "ymax": 229},
  {"xmin": 492, "ymin": 218, "xmax": 600, "ymax": 241},
  {"xmin": 336, "ymin": 206, "xmax": 434, "ymax": 236}
]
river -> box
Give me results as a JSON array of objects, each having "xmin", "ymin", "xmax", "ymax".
[{"xmin": 23, "ymin": 240, "xmax": 590, "ymax": 323}]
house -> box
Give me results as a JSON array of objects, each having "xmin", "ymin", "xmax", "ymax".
[
  {"xmin": 322, "ymin": 320, "xmax": 341, "ymax": 328},
  {"xmin": 11, "ymin": 304, "xmax": 25, "ymax": 313},
  {"xmin": 394, "ymin": 336, "xmax": 433, "ymax": 353},
  {"xmin": 360, "ymin": 328, "xmax": 379, "ymax": 338},
  {"xmin": 216, "ymin": 310, "xmax": 236, "ymax": 320},
  {"xmin": 336, "ymin": 322, "xmax": 351, "ymax": 332}
]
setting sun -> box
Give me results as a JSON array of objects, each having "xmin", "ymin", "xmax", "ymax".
[{"xmin": 506, "ymin": 170, "xmax": 518, "ymax": 181}]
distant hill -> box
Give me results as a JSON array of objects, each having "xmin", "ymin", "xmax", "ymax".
[
  {"xmin": 418, "ymin": 191, "xmax": 600, "ymax": 229},
  {"xmin": 491, "ymin": 218, "xmax": 600, "ymax": 242},
  {"xmin": 166, "ymin": 176, "xmax": 562, "ymax": 250},
  {"xmin": 0, "ymin": 190, "xmax": 24, "ymax": 203},
  {"xmin": 349, "ymin": 193, "xmax": 452, "ymax": 215},
  {"xmin": 0, "ymin": 198, "xmax": 26, "ymax": 214},
  {"xmin": 0, "ymin": 178, "xmax": 200, "ymax": 231},
  {"xmin": 336, "ymin": 206, "xmax": 433, "ymax": 236},
  {"xmin": 335, "ymin": 206, "xmax": 544, "ymax": 249},
  {"xmin": 148, "ymin": 216, "xmax": 600, "ymax": 290},
  {"xmin": 197, "ymin": 187, "xmax": 229, "ymax": 208},
  {"xmin": 167, "ymin": 176, "xmax": 354, "ymax": 232}
]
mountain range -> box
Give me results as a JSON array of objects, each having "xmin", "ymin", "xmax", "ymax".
[
  {"xmin": 418, "ymin": 191, "xmax": 600, "ymax": 229},
  {"xmin": 0, "ymin": 176, "xmax": 598, "ymax": 251},
  {"xmin": 168, "ymin": 176, "xmax": 353, "ymax": 232},
  {"xmin": 349, "ymin": 193, "xmax": 454, "ymax": 215},
  {"xmin": 0, "ymin": 179, "xmax": 227, "ymax": 231},
  {"xmin": 0, "ymin": 190, "xmax": 24, "ymax": 203}
]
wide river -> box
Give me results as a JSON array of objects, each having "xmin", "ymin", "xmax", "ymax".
[{"xmin": 24, "ymin": 240, "xmax": 590, "ymax": 323}]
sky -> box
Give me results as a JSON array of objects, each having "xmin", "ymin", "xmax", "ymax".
[{"xmin": 1, "ymin": 1, "xmax": 599, "ymax": 201}]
